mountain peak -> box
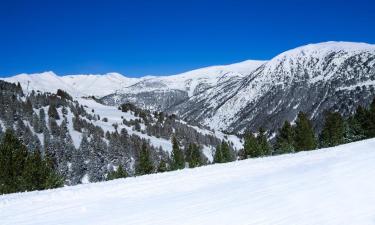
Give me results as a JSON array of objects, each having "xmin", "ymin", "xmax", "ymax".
[{"xmin": 279, "ymin": 41, "xmax": 375, "ymax": 59}]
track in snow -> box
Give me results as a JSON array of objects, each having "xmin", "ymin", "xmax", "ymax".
[{"xmin": 1, "ymin": 139, "xmax": 375, "ymax": 225}]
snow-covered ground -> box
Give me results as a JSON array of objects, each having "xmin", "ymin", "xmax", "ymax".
[{"xmin": 1, "ymin": 138, "xmax": 375, "ymax": 225}]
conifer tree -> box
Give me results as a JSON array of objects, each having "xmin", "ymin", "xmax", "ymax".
[
  {"xmin": 319, "ymin": 111, "xmax": 345, "ymax": 147},
  {"xmin": 294, "ymin": 112, "xmax": 317, "ymax": 151},
  {"xmin": 48, "ymin": 103, "xmax": 60, "ymax": 120},
  {"xmin": 367, "ymin": 98, "xmax": 375, "ymax": 137},
  {"xmin": 213, "ymin": 144, "xmax": 223, "ymax": 163},
  {"xmin": 107, "ymin": 165, "xmax": 128, "ymax": 180},
  {"xmin": 157, "ymin": 159, "xmax": 168, "ymax": 172},
  {"xmin": 243, "ymin": 132, "xmax": 261, "ymax": 158},
  {"xmin": 257, "ymin": 128, "xmax": 271, "ymax": 156},
  {"xmin": 0, "ymin": 129, "xmax": 62, "ymax": 194},
  {"xmin": 136, "ymin": 142, "xmax": 154, "ymax": 175},
  {"xmin": 214, "ymin": 141, "xmax": 233, "ymax": 163},
  {"xmin": 354, "ymin": 105, "xmax": 369, "ymax": 137},
  {"xmin": 186, "ymin": 143, "xmax": 203, "ymax": 168},
  {"xmin": 274, "ymin": 121, "xmax": 294, "ymax": 154},
  {"xmin": 0, "ymin": 129, "xmax": 27, "ymax": 194},
  {"xmin": 220, "ymin": 141, "xmax": 233, "ymax": 162},
  {"xmin": 344, "ymin": 116, "xmax": 364, "ymax": 142},
  {"xmin": 171, "ymin": 136, "xmax": 184, "ymax": 170}
]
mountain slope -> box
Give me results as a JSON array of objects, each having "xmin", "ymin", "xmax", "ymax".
[
  {"xmin": 2, "ymin": 60, "xmax": 265, "ymax": 101},
  {"xmin": 100, "ymin": 60, "xmax": 265, "ymax": 110},
  {"xmin": 1, "ymin": 138, "xmax": 375, "ymax": 225},
  {"xmin": 2, "ymin": 71, "xmax": 140, "ymax": 97},
  {"xmin": 3, "ymin": 41, "xmax": 375, "ymax": 135},
  {"xmin": 171, "ymin": 41, "xmax": 375, "ymax": 133},
  {"xmin": 0, "ymin": 80, "xmax": 242, "ymax": 185}
]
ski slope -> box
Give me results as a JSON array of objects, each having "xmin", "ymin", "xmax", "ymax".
[{"xmin": 1, "ymin": 139, "xmax": 375, "ymax": 225}]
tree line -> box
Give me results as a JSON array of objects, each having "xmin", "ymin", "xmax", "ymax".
[
  {"xmin": 241, "ymin": 98, "xmax": 375, "ymax": 159},
  {"xmin": 0, "ymin": 130, "xmax": 63, "ymax": 194}
]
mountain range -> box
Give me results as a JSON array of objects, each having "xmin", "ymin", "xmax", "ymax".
[{"xmin": 3, "ymin": 41, "xmax": 375, "ymax": 134}]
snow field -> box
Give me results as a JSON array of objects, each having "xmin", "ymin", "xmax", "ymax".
[{"xmin": 1, "ymin": 138, "xmax": 375, "ymax": 225}]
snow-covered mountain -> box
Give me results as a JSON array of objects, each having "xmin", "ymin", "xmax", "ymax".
[
  {"xmin": 0, "ymin": 80, "xmax": 242, "ymax": 184},
  {"xmin": 2, "ymin": 60, "xmax": 265, "ymax": 100},
  {"xmin": 2, "ymin": 138, "xmax": 375, "ymax": 225},
  {"xmin": 168, "ymin": 41, "xmax": 375, "ymax": 132},
  {"xmin": 2, "ymin": 71, "xmax": 140, "ymax": 97},
  {"xmin": 3, "ymin": 41, "xmax": 375, "ymax": 134},
  {"xmin": 100, "ymin": 60, "xmax": 265, "ymax": 110}
]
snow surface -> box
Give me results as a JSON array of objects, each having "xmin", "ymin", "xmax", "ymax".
[{"xmin": 1, "ymin": 138, "xmax": 375, "ymax": 225}]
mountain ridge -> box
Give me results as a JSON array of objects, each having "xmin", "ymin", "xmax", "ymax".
[{"xmin": 2, "ymin": 41, "xmax": 375, "ymax": 134}]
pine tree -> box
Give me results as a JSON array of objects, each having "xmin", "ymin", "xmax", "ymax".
[
  {"xmin": 257, "ymin": 128, "xmax": 271, "ymax": 156},
  {"xmin": 171, "ymin": 136, "xmax": 184, "ymax": 170},
  {"xmin": 0, "ymin": 129, "xmax": 62, "ymax": 194},
  {"xmin": 319, "ymin": 111, "xmax": 345, "ymax": 147},
  {"xmin": 367, "ymin": 98, "xmax": 375, "ymax": 137},
  {"xmin": 214, "ymin": 141, "xmax": 233, "ymax": 163},
  {"xmin": 136, "ymin": 142, "xmax": 154, "ymax": 175},
  {"xmin": 274, "ymin": 121, "xmax": 294, "ymax": 154},
  {"xmin": 48, "ymin": 103, "xmax": 60, "ymax": 120},
  {"xmin": 344, "ymin": 116, "xmax": 365, "ymax": 142},
  {"xmin": 294, "ymin": 112, "xmax": 317, "ymax": 151},
  {"xmin": 186, "ymin": 143, "xmax": 203, "ymax": 168},
  {"xmin": 243, "ymin": 132, "xmax": 261, "ymax": 158},
  {"xmin": 157, "ymin": 159, "xmax": 168, "ymax": 172},
  {"xmin": 213, "ymin": 144, "xmax": 223, "ymax": 163},
  {"xmin": 0, "ymin": 129, "xmax": 27, "ymax": 194},
  {"xmin": 107, "ymin": 165, "xmax": 128, "ymax": 180},
  {"xmin": 220, "ymin": 141, "xmax": 233, "ymax": 162},
  {"xmin": 354, "ymin": 105, "xmax": 369, "ymax": 137}
]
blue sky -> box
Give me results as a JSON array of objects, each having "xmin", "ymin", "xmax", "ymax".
[{"xmin": 1, "ymin": 0, "xmax": 374, "ymax": 77}]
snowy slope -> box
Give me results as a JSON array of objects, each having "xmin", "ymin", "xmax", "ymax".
[
  {"xmin": 76, "ymin": 98, "xmax": 241, "ymax": 159},
  {"xmin": 120, "ymin": 60, "xmax": 265, "ymax": 96},
  {"xmin": 2, "ymin": 72, "xmax": 140, "ymax": 97},
  {"xmin": 1, "ymin": 60, "xmax": 265, "ymax": 98},
  {"xmin": 172, "ymin": 41, "xmax": 375, "ymax": 132},
  {"xmin": 1, "ymin": 138, "xmax": 375, "ymax": 225},
  {"xmin": 61, "ymin": 73, "xmax": 139, "ymax": 97}
]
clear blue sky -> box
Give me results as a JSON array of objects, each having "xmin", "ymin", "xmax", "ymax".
[{"xmin": 1, "ymin": 0, "xmax": 374, "ymax": 77}]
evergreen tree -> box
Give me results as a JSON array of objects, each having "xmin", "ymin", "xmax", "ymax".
[
  {"xmin": 0, "ymin": 129, "xmax": 62, "ymax": 194},
  {"xmin": 48, "ymin": 103, "xmax": 60, "ymax": 120},
  {"xmin": 367, "ymin": 98, "xmax": 375, "ymax": 137},
  {"xmin": 186, "ymin": 143, "xmax": 203, "ymax": 168},
  {"xmin": 274, "ymin": 121, "xmax": 294, "ymax": 154},
  {"xmin": 136, "ymin": 142, "xmax": 154, "ymax": 175},
  {"xmin": 157, "ymin": 159, "xmax": 168, "ymax": 172},
  {"xmin": 294, "ymin": 112, "xmax": 317, "ymax": 151},
  {"xmin": 171, "ymin": 136, "xmax": 184, "ymax": 170},
  {"xmin": 107, "ymin": 165, "xmax": 128, "ymax": 180},
  {"xmin": 214, "ymin": 141, "xmax": 233, "ymax": 163},
  {"xmin": 257, "ymin": 128, "xmax": 271, "ymax": 156},
  {"xmin": 220, "ymin": 141, "xmax": 233, "ymax": 162},
  {"xmin": 354, "ymin": 105, "xmax": 369, "ymax": 137},
  {"xmin": 243, "ymin": 132, "xmax": 261, "ymax": 158},
  {"xmin": 213, "ymin": 144, "xmax": 223, "ymax": 163},
  {"xmin": 344, "ymin": 116, "xmax": 365, "ymax": 142},
  {"xmin": 319, "ymin": 111, "xmax": 345, "ymax": 147},
  {"xmin": 0, "ymin": 129, "xmax": 27, "ymax": 194},
  {"xmin": 70, "ymin": 148, "xmax": 86, "ymax": 185}
]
